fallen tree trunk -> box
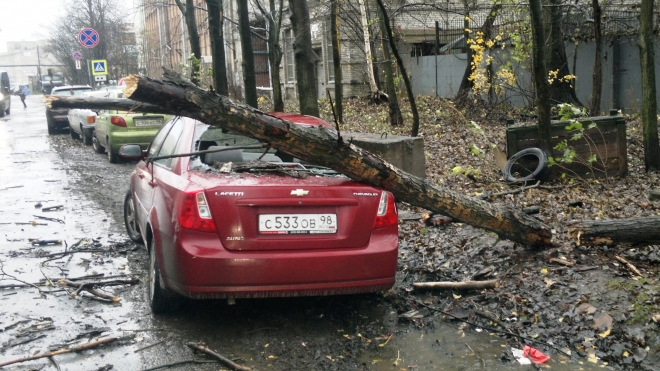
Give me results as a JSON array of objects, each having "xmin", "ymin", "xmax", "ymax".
[
  {"xmin": 567, "ymin": 216, "xmax": 660, "ymax": 246},
  {"xmin": 43, "ymin": 96, "xmax": 172, "ymax": 115},
  {"xmin": 414, "ymin": 280, "xmax": 499, "ymax": 291},
  {"xmin": 46, "ymin": 71, "xmax": 552, "ymax": 247}
]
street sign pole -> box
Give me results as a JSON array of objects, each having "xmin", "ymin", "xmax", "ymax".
[{"xmin": 87, "ymin": 60, "xmax": 93, "ymax": 87}]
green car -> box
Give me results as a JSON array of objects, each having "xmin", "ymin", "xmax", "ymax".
[{"xmin": 92, "ymin": 91, "xmax": 171, "ymax": 163}]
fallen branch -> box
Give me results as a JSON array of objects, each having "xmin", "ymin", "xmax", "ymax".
[
  {"xmin": 46, "ymin": 72, "xmax": 552, "ymax": 247},
  {"xmin": 477, "ymin": 181, "xmax": 541, "ymax": 200},
  {"xmin": 0, "ymin": 336, "xmax": 124, "ymax": 368},
  {"xmin": 548, "ymin": 257, "xmax": 575, "ymax": 267},
  {"xmin": 413, "ymin": 280, "xmax": 499, "ymax": 291},
  {"xmin": 614, "ymin": 255, "xmax": 643, "ymax": 276},
  {"xmin": 139, "ymin": 359, "xmax": 218, "ymax": 371},
  {"xmin": 58, "ymin": 278, "xmax": 139, "ymax": 302},
  {"xmin": 567, "ymin": 216, "xmax": 660, "ymax": 246},
  {"xmin": 186, "ymin": 342, "xmax": 251, "ymax": 371}
]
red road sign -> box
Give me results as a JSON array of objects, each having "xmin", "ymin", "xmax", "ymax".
[{"xmin": 78, "ymin": 28, "xmax": 99, "ymax": 49}]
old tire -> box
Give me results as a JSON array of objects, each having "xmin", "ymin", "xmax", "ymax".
[
  {"xmin": 82, "ymin": 127, "xmax": 93, "ymax": 145},
  {"xmin": 107, "ymin": 137, "xmax": 119, "ymax": 163},
  {"xmin": 124, "ymin": 190, "xmax": 143, "ymax": 244},
  {"xmin": 503, "ymin": 148, "xmax": 551, "ymax": 183},
  {"xmin": 92, "ymin": 135, "xmax": 105, "ymax": 154},
  {"xmin": 148, "ymin": 237, "xmax": 176, "ymax": 314}
]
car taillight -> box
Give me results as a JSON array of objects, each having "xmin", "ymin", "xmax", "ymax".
[
  {"xmin": 110, "ymin": 116, "xmax": 126, "ymax": 127},
  {"xmin": 86, "ymin": 116, "xmax": 96, "ymax": 124},
  {"xmin": 177, "ymin": 191, "xmax": 217, "ymax": 233},
  {"xmin": 373, "ymin": 191, "xmax": 398, "ymax": 229}
]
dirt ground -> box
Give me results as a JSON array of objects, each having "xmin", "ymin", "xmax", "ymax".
[{"xmin": 0, "ymin": 93, "xmax": 657, "ymax": 370}]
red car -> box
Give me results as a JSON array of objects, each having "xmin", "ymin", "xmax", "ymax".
[{"xmin": 121, "ymin": 114, "xmax": 398, "ymax": 313}]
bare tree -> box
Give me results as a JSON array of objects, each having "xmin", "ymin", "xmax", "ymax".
[
  {"xmin": 205, "ymin": 0, "xmax": 229, "ymax": 95},
  {"xmin": 377, "ymin": 4, "xmax": 402, "ymax": 126},
  {"xmin": 547, "ymin": 0, "xmax": 581, "ymax": 106},
  {"xmin": 375, "ymin": 0, "xmax": 419, "ymax": 137},
  {"xmin": 174, "ymin": 0, "xmax": 202, "ymax": 85},
  {"xmin": 589, "ymin": 0, "xmax": 603, "ymax": 115},
  {"xmin": 254, "ymin": 0, "xmax": 285, "ymax": 111},
  {"xmin": 288, "ymin": 0, "xmax": 319, "ymax": 117},
  {"xmin": 358, "ymin": 0, "xmax": 378, "ymax": 96},
  {"xmin": 639, "ymin": 0, "xmax": 660, "ymax": 171}
]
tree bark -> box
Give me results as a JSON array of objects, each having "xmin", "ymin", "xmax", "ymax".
[
  {"xmin": 567, "ymin": 216, "xmax": 660, "ymax": 246},
  {"xmin": 206, "ymin": 0, "xmax": 229, "ymax": 96},
  {"xmin": 375, "ymin": 0, "xmax": 420, "ymax": 137},
  {"xmin": 270, "ymin": 0, "xmax": 285, "ymax": 112},
  {"xmin": 44, "ymin": 96, "xmax": 172, "ymax": 114},
  {"xmin": 47, "ymin": 72, "xmax": 552, "ymax": 247},
  {"xmin": 589, "ymin": 0, "xmax": 603, "ymax": 114},
  {"xmin": 529, "ymin": 0, "xmax": 552, "ymax": 154},
  {"xmin": 358, "ymin": 0, "xmax": 378, "ymax": 95},
  {"xmin": 237, "ymin": 0, "xmax": 258, "ymax": 108},
  {"xmin": 288, "ymin": 0, "xmax": 320, "ymax": 117},
  {"xmin": 456, "ymin": 1, "xmax": 473, "ymax": 102},
  {"xmin": 174, "ymin": 0, "xmax": 202, "ymax": 85},
  {"xmin": 639, "ymin": 0, "xmax": 660, "ymax": 171},
  {"xmin": 378, "ymin": 3, "xmax": 403, "ymax": 127},
  {"xmin": 549, "ymin": 0, "xmax": 582, "ymax": 106},
  {"xmin": 330, "ymin": 0, "xmax": 343, "ymax": 123}
]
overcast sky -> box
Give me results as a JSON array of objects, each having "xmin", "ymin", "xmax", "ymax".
[{"xmin": 0, "ymin": 0, "xmax": 136, "ymax": 53}]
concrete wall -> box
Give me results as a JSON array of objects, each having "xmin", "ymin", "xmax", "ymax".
[{"xmin": 406, "ymin": 36, "xmax": 660, "ymax": 114}]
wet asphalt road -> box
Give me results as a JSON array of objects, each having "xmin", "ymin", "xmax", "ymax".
[{"xmin": 0, "ymin": 96, "xmax": 604, "ymax": 371}]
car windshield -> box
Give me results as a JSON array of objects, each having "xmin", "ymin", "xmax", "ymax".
[
  {"xmin": 189, "ymin": 124, "xmax": 340, "ymax": 176},
  {"xmin": 52, "ymin": 88, "xmax": 93, "ymax": 96}
]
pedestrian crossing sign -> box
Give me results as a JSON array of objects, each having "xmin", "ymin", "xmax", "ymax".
[{"xmin": 91, "ymin": 60, "xmax": 108, "ymax": 75}]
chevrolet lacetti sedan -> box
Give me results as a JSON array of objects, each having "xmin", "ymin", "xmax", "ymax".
[{"xmin": 120, "ymin": 113, "xmax": 399, "ymax": 313}]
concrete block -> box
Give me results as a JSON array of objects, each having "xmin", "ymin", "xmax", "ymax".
[{"xmin": 345, "ymin": 132, "xmax": 426, "ymax": 178}]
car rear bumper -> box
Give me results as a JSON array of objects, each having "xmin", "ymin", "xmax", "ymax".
[
  {"xmin": 108, "ymin": 130, "xmax": 160, "ymax": 151},
  {"xmin": 158, "ymin": 228, "xmax": 398, "ymax": 299}
]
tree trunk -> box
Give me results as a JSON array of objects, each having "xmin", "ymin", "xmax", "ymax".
[
  {"xmin": 237, "ymin": 0, "xmax": 258, "ymax": 108},
  {"xmin": 358, "ymin": 0, "xmax": 378, "ymax": 94},
  {"xmin": 288, "ymin": 0, "xmax": 319, "ymax": 117},
  {"xmin": 639, "ymin": 0, "xmax": 660, "ymax": 171},
  {"xmin": 330, "ymin": 0, "xmax": 343, "ymax": 123},
  {"xmin": 589, "ymin": 0, "xmax": 603, "ymax": 115},
  {"xmin": 269, "ymin": 0, "xmax": 285, "ymax": 112},
  {"xmin": 377, "ymin": 4, "xmax": 403, "ymax": 127},
  {"xmin": 206, "ymin": 0, "xmax": 229, "ymax": 96},
  {"xmin": 375, "ymin": 0, "xmax": 420, "ymax": 137},
  {"xmin": 567, "ymin": 216, "xmax": 660, "ymax": 246},
  {"xmin": 529, "ymin": 0, "xmax": 553, "ymax": 154},
  {"xmin": 456, "ymin": 1, "xmax": 473, "ymax": 102},
  {"xmin": 549, "ymin": 0, "xmax": 582, "ymax": 106},
  {"xmin": 175, "ymin": 0, "xmax": 202, "ymax": 85}
]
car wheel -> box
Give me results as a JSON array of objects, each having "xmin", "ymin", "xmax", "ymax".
[
  {"xmin": 82, "ymin": 127, "xmax": 93, "ymax": 145},
  {"xmin": 124, "ymin": 190, "xmax": 143, "ymax": 244},
  {"xmin": 107, "ymin": 137, "xmax": 119, "ymax": 163},
  {"xmin": 148, "ymin": 237, "xmax": 175, "ymax": 314},
  {"xmin": 70, "ymin": 126, "xmax": 80, "ymax": 140},
  {"xmin": 0, "ymin": 107, "xmax": 5, "ymax": 118},
  {"xmin": 47, "ymin": 114, "xmax": 56, "ymax": 135},
  {"xmin": 92, "ymin": 135, "xmax": 105, "ymax": 154},
  {"xmin": 5, "ymin": 107, "xmax": 9, "ymax": 115}
]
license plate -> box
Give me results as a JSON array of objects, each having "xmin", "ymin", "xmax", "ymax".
[
  {"xmin": 258, "ymin": 214, "xmax": 337, "ymax": 235},
  {"xmin": 133, "ymin": 118, "xmax": 163, "ymax": 127}
]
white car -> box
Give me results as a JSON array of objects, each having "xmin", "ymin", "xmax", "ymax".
[{"xmin": 67, "ymin": 90, "xmax": 111, "ymax": 145}]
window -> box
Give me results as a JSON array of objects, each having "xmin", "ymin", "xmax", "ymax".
[
  {"xmin": 147, "ymin": 118, "xmax": 176, "ymax": 159},
  {"xmin": 284, "ymin": 29, "xmax": 295, "ymax": 83},
  {"xmin": 326, "ymin": 28, "xmax": 335, "ymax": 83},
  {"xmin": 154, "ymin": 118, "xmax": 185, "ymax": 168}
]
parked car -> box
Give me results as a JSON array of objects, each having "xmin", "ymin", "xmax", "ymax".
[
  {"xmin": 0, "ymin": 71, "xmax": 11, "ymax": 117},
  {"xmin": 92, "ymin": 91, "xmax": 170, "ymax": 163},
  {"xmin": 120, "ymin": 115, "xmax": 399, "ymax": 313},
  {"xmin": 67, "ymin": 90, "xmax": 112, "ymax": 145},
  {"xmin": 46, "ymin": 85, "xmax": 93, "ymax": 134}
]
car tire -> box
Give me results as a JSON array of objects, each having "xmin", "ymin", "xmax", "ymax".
[
  {"xmin": 148, "ymin": 237, "xmax": 176, "ymax": 314},
  {"xmin": 124, "ymin": 190, "xmax": 143, "ymax": 244},
  {"xmin": 92, "ymin": 135, "xmax": 105, "ymax": 154},
  {"xmin": 47, "ymin": 114, "xmax": 56, "ymax": 135},
  {"xmin": 0, "ymin": 107, "xmax": 5, "ymax": 118},
  {"xmin": 82, "ymin": 127, "xmax": 93, "ymax": 145},
  {"xmin": 70, "ymin": 126, "xmax": 80, "ymax": 140},
  {"xmin": 107, "ymin": 137, "xmax": 119, "ymax": 163},
  {"xmin": 5, "ymin": 107, "xmax": 9, "ymax": 115},
  {"xmin": 503, "ymin": 148, "xmax": 551, "ymax": 183}
]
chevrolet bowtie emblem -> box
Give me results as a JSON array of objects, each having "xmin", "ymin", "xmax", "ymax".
[{"xmin": 290, "ymin": 189, "xmax": 309, "ymax": 197}]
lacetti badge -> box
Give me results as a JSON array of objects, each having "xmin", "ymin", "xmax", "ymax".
[{"xmin": 290, "ymin": 189, "xmax": 309, "ymax": 197}]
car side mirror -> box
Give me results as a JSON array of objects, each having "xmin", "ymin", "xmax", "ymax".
[{"xmin": 118, "ymin": 144, "xmax": 145, "ymax": 159}]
